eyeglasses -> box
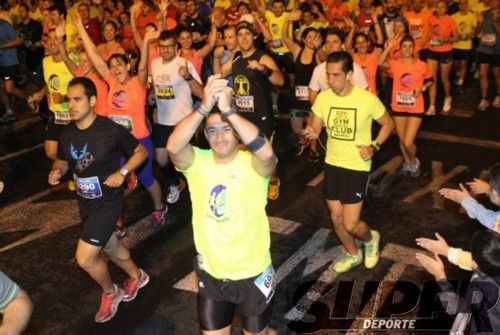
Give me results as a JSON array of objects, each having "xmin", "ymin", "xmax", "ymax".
[{"xmin": 158, "ymin": 44, "xmax": 176, "ymax": 49}]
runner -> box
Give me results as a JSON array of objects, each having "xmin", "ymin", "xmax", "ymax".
[
  {"xmin": 151, "ymin": 29, "xmax": 203, "ymax": 204},
  {"xmin": 379, "ymin": 35, "xmax": 434, "ymax": 177},
  {"xmin": 166, "ymin": 75, "xmax": 277, "ymax": 335},
  {"xmin": 75, "ymin": 13, "xmax": 167, "ymax": 227},
  {"xmin": 215, "ymin": 20, "xmax": 284, "ymax": 200},
  {"xmin": 48, "ymin": 77, "xmax": 150, "ymax": 323},
  {"xmin": 304, "ymin": 51, "xmax": 394, "ymax": 273}
]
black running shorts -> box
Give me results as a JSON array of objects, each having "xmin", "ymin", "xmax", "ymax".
[{"xmin": 323, "ymin": 164, "xmax": 370, "ymax": 204}]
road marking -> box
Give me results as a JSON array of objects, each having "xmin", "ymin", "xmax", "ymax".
[
  {"xmin": 269, "ymin": 217, "xmax": 302, "ymax": 235},
  {"xmin": 418, "ymin": 131, "xmax": 500, "ymax": 150},
  {"xmin": 0, "ymin": 143, "xmax": 44, "ymax": 162},
  {"xmin": 403, "ymin": 162, "xmax": 468, "ymax": 209}
]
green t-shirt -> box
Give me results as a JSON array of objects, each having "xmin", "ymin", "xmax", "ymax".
[
  {"xmin": 311, "ymin": 86, "xmax": 385, "ymax": 171},
  {"xmin": 181, "ymin": 147, "xmax": 271, "ymax": 280}
]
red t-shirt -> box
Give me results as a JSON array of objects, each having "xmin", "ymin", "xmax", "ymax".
[
  {"xmin": 388, "ymin": 59, "xmax": 432, "ymax": 113},
  {"xmin": 84, "ymin": 17, "xmax": 102, "ymax": 46},
  {"xmin": 428, "ymin": 15, "xmax": 456, "ymax": 52},
  {"xmin": 104, "ymin": 72, "xmax": 148, "ymax": 139}
]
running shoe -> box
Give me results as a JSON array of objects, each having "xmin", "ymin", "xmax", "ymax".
[
  {"xmin": 267, "ymin": 178, "xmax": 280, "ymax": 200},
  {"xmin": 364, "ymin": 230, "xmax": 380, "ymax": 269},
  {"xmin": 442, "ymin": 97, "xmax": 452, "ymax": 113},
  {"xmin": 152, "ymin": 207, "xmax": 167, "ymax": 227},
  {"xmin": 477, "ymin": 99, "xmax": 490, "ymax": 111},
  {"xmin": 166, "ymin": 184, "xmax": 181, "ymax": 204},
  {"xmin": 399, "ymin": 162, "xmax": 411, "ymax": 175},
  {"xmin": 126, "ymin": 171, "xmax": 138, "ymax": 191},
  {"xmin": 308, "ymin": 150, "xmax": 320, "ymax": 163},
  {"xmin": 330, "ymin": 250, "xmax": 362, "ymax": 273},
  {"xmin": 95, "ymin": 284, "xmax": 124, "ymax": 323},
  {"xmin": 123, "ymin": 269, "xmax": 150, "ymax": 302},
  {"xmin": 425, "ymin": 105, "xmax": 436, "ymax": 116},
  {"xmin": 408, "ymin": 158, "xmax": 421, "ymax": 178},
  {"xmin": 493, "ymin": 96, "xmax": 500, "ymax": 109}
]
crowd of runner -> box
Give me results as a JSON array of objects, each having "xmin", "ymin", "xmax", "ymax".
[{"xmin": 0, "ymin": 0, "xmax": 499, "ymax": 332}]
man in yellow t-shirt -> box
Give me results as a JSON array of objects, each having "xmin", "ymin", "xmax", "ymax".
[
  {"xmin": 452, "ymin": 0, "xmax": 477, "ymax": 91},
  {"xmin": 263, "ymin": 0, "xmax": 294, "ymax": 74},
  {"xmin": 167, "ymin": 76, "xmax": 277, "ymax": 335},
  {"xmin": 304, "ymin": 51, "xmax": 394, "ymax": 274}
]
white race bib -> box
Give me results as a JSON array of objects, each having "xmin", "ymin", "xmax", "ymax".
[
  {"xmin": 74, "ymin": 175, "xmax": 103, "ymax": 199},
  {"xmin": 235, "ymin": 95, "xmax": 254, "ymax": 112},
  {"xmin": 54, "ymin": 111, "xmax": 71, "ymax": 125},
  {"xmin": 295, "ymin": 85, "xmax": 309, "ymax": 101},
  {"xmin": 396, "ymin": 92, "xmax": 416, "ymax": 106},
  {"xmin": 272, "ymin": 39, "xmax": 283, "ymax": 49},
  {"xmin": 109, "ymin": 115, "xmax": 133, "ymax": 132},
  {"xmin": 430, "ymin": 37, "xmax": 443, "ymax": 46},
  {"xmin": 254, "ymin": 264, "xmax": 276, "ymax": 303}
]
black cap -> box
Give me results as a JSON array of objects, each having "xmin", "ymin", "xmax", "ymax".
[{"xmin": 235, "ymin": 20, "xmax": 254, "ymax": 35}]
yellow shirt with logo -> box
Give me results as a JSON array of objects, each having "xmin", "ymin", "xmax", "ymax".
[
  {"xmin": 452, "ymin": 11, "xmax": 477, "ymax": 50},
  {"xmin": 43, "ymin": 56, "xmax": 73, "ymax": 112},
  {"xmin": 265, "ymin": 10, "xmax": 291, "ymax": 54},
  {"xmin": 214, "ymin": 0, "xmax": 232, "ymax": 9},
  {"xmin": 181, "ymin": 148, "xmax": 271, "ymax": 280},
  {"xmin": 311, "ymin": 86, "xmax": 385, "ymax": 171}
]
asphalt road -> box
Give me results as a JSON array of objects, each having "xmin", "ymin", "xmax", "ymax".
[{"xmin": 0, "ymin": 82, "xmax": 499, "ymax": 334}]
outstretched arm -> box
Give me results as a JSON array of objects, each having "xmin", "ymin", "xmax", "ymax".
[{"xmin": 74, "ymin": 13, "xmax": 109, "ymax": 78}]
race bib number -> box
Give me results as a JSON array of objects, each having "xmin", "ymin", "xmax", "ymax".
[
  {"xmin": 54, "ymin": 111, "xmax": 71, "ymax": 125},
  {"xmin": 235, "ymin": 95, "xmax": 254, "ymax": 112},
  {"xmin": 109, "ymin": 115, "xmax": 133, "ymax": 132},
  {"xmin": 396, "ymin": 92, "xmax": 416, "ymax": 106},
  {"xmin": 74, "ymin": 175, "xmax": 103, "ymax": 199},
  {"xmin": 430, "ymin": 37, "xmax": 443, "ymax": 46},
  {"xmin": 481, "ymin": 34, "xmax": 496, "ymax": 46},
  {"xmin": 272, "ymin": 39, "xmax": 283, "ymax": 49},
  {"xmin": 155, "ymin": 85, "xmax": 176, "ymax": 100},
  {"xmin": 295, "ymin": 85, "xmax": 309, "ymax": 101},
  {"xmin": 254, "ymin": 264, "xmax": 276, "ymax": 303}
]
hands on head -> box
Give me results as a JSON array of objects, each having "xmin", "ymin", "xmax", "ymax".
[{"xmin": 200, "ymin": 74, "xmax": 231, "ymax": 112}]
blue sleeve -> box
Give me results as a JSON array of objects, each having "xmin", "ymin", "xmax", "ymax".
[
  {"xmin": 461, "ymin": 196, "xmax": 499, "ymax": 230},
  {"xmin": 0, "ymin": 270, "xmax": 19, "ymax": 311}
]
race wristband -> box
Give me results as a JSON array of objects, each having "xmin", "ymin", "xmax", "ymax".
[
  {"xmin": 197, "ymin": 105, "xmax": 210, "ymax": 117},
  {"xmin": 221, "ymin": 107, "xmax": 237, "ymax": 118},
  {"xmin": 245, "ymin": 130, "xmax": 266, "ymax": 152}
]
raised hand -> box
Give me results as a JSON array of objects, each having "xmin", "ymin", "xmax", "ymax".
[
  {"xmin": 288, "ymin": 9, "xmax": 302, "ymax": 22},
  {"xmin": 466, "ymin": 178, "xmax": 491, "ymax": 195},
  {"xmin": 415, "ymin": 253, "xmax": 446, "ymax": 280},
  {"xmin": 416, "ymin": 233, "xmax": 449, "ymax": 256},
  {"xmin": 439, "ymin": 183, "xmax": 470, "ymax": 204},
  {"xmin": 214, "ymin": 87, "xmax": 234, "ymax": 114},
  {"xmin": 201, "ymin": 74, "xmax": 228, "ymax": 111},
  {"xmin": 178, "ymin": 58, "xmax": 189, "ymax": 79}
]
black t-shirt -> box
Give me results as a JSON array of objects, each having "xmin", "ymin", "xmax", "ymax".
[
  {"xmin": 57, "ymin": 115, "xmax": 138, "ymax": 208},
  {"xmin": 16, "ymin": 19, "xmax": 44, "ymax": 67},
  {"xmin": 184, "ymin": 15, "xmax": 211, "ymax": 49}
]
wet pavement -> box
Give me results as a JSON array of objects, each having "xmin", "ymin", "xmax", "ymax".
[{"xmin": 0, "ymin": 81, "xmax": 499, "ymax": 334}]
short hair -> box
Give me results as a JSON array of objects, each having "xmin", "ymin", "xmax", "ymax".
[
  {"xmin": 237, "ymin": 1, "xmax": 250, "ymax": 11},
  {"xmin": 471, "ymin": 230, "xmax": 500, "ymax": 277},
  {"xmin": 103, "ymin": 20, "xmax": 118, "ymax": 32},
  {"xmin": 326, "ymin": 51, "xmax": 353, "ymax": 74},
  {"xmin": 490, "ymin": 162, "xmax": 500, "ymax": 193},
  {"xmin": 400, "ymin": 34, "xmax": 415, "ymax": 47},
  {"xmin": 68, "ymin": 77, "xmax": 97, "ymax": 100},
  {"xmin": 159, "ymin": 29, "xmax": 177, "ymax": 42},
  {"xmin": 271, "ymin": 0, "xmax": 285, "ymax": 5},
  {"xmin": 49, "ymin": 4, "xmax": 66, "ymax": 17},
  {"xmin": 323, "ymin": 27, "xmax": 346, "ymax": 44},
  {"xmin": 18, "ymin": 3, "xmax": 29, "ymax": 11}
]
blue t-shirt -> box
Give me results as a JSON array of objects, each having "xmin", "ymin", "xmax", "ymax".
[{"xmin": 0, "ymin": 19, "xmax": 20, "ymax": 67}]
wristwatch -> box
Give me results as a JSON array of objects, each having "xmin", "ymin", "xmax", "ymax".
[
  {"xmin": 119, "ymin": 168, "xmax": 129, "ymax": 177},
  {"xmin": 184, "ymin": 73, "xmax": 194, "ymax": 81}
]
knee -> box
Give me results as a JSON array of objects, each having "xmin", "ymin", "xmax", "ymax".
[
  {"xmin": 75, "ymin": 252, "xmax": 96, "ymax": 271},
  {"xmin": 330, "ymin": 214, "xmax": 343, "ymax": 228},
  {"xmin": 342, "ymin": 220, "xmax": 359, "ymax": 234},
  {"xmin": 401, "ymin": 139, "xmax": 414, "ymax": 151}
]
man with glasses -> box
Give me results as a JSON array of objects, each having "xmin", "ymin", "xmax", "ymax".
[{"xmin": 151, "ymin": 30, "xmax": 203, "ymax": 204}]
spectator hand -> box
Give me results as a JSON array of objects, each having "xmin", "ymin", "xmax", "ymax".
[
  {"xmin": 439, "ymin": 183, "xmax": 470, "ymax": 204},
  {"xmin": 466, "ymin": 178, "xmax": 491, "ymax": 195},
  {"xmin": 48, "ymin": 170, "xmax": 62, "ymax": 185},
  {"xmin": 415, "ymin": 253, "xmax": 446, "ymax": 281},
  {"xmin": 416, "ymin": 232, "xmax": 449, "ymax": 256}
]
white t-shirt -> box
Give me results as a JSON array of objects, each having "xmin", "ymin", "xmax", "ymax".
[
  {"xmin": 308, "ymin": 61, "xmax": 368, "ymax": 93},
  {"xmin": 151, "ymin": 55, "xmax": 202, "ymax": 126}
]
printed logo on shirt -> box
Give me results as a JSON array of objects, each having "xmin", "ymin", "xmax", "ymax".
[
  {"xmin": 208, "ymin": 184, "xmax": 227, "ymax": 218},
  {"xmin": 235, "ymin": 75, "xmax": 254, "ymax": 112},
  {"xmin": 326, "ymin": 107, "xmax": 357, "ymax": 141},
  {"xmin": 70, "ymin": 142, "xmax": 94, "ymax": 173},
  {"xmin": 111, "ymin": 89, "xmax": 127, "ymax": 109},
  {"xmin": 48, "ymin": 74, "xmax": 60, "ymax": 91},
  {"xmin": 234, "ymin": 75, "xmax": 250, "ymax": 96},
  {"xmin": 399, "ymin": 72, "xmax": 413, "ymax": 89}
]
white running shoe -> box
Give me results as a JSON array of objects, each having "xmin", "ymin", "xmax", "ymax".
[{"xmin": 166, "ymin": 185, "xmax": 181, "ymax": 204}]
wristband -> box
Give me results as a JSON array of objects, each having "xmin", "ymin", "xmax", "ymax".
[
  {"xmin": 221, "ymin": 107, "xmax": 237, "ymax": 118},
  {"xmin": 197, "ymin": 105, "xmax": 210, "ymax": 117},
  {"xmin": 245, "ymin": 130, "xmax": 266, "ymax": 152},
  {"xmin": 370, "ymin": 141, "xmax": 380, "ymax": 153},
  {"xmin": 261, "ymin": 65, "xmax": 273, "ymax": 78},
  {"xmin": 184, "ymin": 73, "xmax": 194, "ymax": 81}
]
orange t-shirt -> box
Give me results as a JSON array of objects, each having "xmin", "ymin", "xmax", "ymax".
[
  {"xmin": 327, "ymin": 3, "xmax": 350, "ymax": 29},
  {"xmin": 135, "ymin": 11, "xmax": 159, "ymax": 38},
  {"xmin": 105, "ymin": 72, "xmax": 148, "ymax": 139},
  {"xmin": 388, "ymin": 59, "xmax": 432, "ymax": 113},
  {"xmin": 385, "ymin": 36, "xmax": 402, "ymax": 60},
  {"xmin": 76, "ymin": 69, "xmax": 109, "ymax": 117},
  {"xmin": 403, "ymin": 9, "xmax": 432, "ymax": 51},
  {"xmin": 428, "ymin": 15, "xmax": 457, "ymax": 52},
  {"xmin": 353, "ymin": 52, "xmax": 378, "ymax": 93}
]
